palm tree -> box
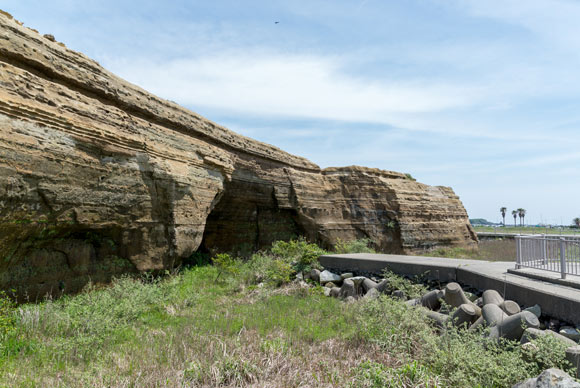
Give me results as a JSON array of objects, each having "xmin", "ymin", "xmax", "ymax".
[
  {"xmin": 512, "ymin": 210, "xmax": 518, "ymax": 227},
  {"xmin": 517, "ymin": 208, "xmax": 526, "ymax": 226},
  {"xmin": 574, "ymin": 217, "xmax": 580, "ymax": 228},
  {"xmin": 500, "ymin": 207, "xmax": 507, "ymax": 226}
]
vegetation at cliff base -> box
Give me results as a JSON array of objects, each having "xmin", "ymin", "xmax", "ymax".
[{"xmin": 0, "ymin": 239, "xmax": 573, "ymax": 387}]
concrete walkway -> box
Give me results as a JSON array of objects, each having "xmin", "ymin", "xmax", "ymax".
[{"xmin": 319, "ymin": 253, "xmax": 580, "ymax": 324}]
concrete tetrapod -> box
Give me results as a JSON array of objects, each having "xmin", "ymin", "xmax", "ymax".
[
  {"xmin": 452, "ymin": 304, "xmax": 479, "ymax": 327},
  {"xmin": 469, "ymin": 316, "xmax": 484, "ymax": 332},
  {"xmin": 444, "ymin": 282, "xmax": 481, "ymax": 316},
  {"xmin": 423, "ymin": 309, "xmax": 450, "ymax": 329},
  {"xmin": 566, "ymin": 345, "xmax": 580, "ymax": 378},
  {"xmin": 339, "ymin": 279, "xmax": 356, "ymax": 299},
  {"xmin": 524, "ymin": 304, "xmax": 542, "ymax": 318},
  {"xmin": 482, "ymin": 304, "xmax": 509, "ymax": 327},
  {"xmin": 520, "ymin": 328, "xmax": 577, "ymax": 347},
  {"xmin": 488, "ymin": 311, "xmax": 540, "ymax": 341},
  {"xmin": 376, "ymin": 279, "xmax": 389, "ymax": 294},
  {"xmin": 362, "ymin": 278, "xmax": 378, "ymax": 292},
  {"xmin": 499, "ymin": 300, "xmax": 521, "ymax": 316},
  {"xmin": 420, "ymin": 289, "xmax": 444, "ymax": 311},
  {"xmin": 482, "ymin": 289, "xmax": 504, "ymax": 306}
]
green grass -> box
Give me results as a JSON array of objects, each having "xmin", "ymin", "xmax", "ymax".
[
  {"xmin": 423, "ymin": 239, "xmax": 516, "ymax": 262},
  {"xmin": 474, "ymin": 225, "xmax": 580, "ymax": 236},
  {"xmin": 0, "ymin": 239, "xmax": 575, "ymax": 387}
]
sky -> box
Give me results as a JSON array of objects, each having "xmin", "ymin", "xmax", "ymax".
[{"xmin": 3, "ymin": 0, "xmax": 580, "ymax": 226}]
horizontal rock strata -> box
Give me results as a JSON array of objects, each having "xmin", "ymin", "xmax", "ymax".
[{"xmin": 0, "ymin": 11, "xmax": 476, "ymax": 298}]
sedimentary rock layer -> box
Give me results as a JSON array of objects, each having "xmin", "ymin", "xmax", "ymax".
[{"xmin": 0, "ymin": 11, "xmax": 476, "ymax": 298}]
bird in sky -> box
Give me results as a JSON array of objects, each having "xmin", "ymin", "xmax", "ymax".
[{"xmin": 275, "ymin": 21, "xmax": 279, "ymax": 24}]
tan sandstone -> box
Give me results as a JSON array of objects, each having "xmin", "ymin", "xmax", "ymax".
[{"xmin": 0, "ymin": 12, "xmax": 477, "ymax": 298}]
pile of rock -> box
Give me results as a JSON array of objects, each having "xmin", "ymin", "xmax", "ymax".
[{"xmin": 307, "ymin": 268, "xmax": 580, "ymax": 379}]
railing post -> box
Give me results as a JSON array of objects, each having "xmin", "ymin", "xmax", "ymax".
[
  {"xmin": 560, "ymin": 238, "xmax": 567, "ymax": 279},
  {"xmin": 542, "ymin": 234, "xmax": 547, "ymax": 265},
  {"xmin": 515, "ymin": 235, "xmax": 521, "ymax": 269}
]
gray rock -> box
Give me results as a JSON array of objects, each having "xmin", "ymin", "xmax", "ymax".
[
  {"xmin": 560, "ymin": 327, "xmax": 580, "ymax": 342},
  {"xmin": 405, "ymin": 298, "xmax": 420, "ymax": 306},
  {"xmin": 339, "ymin": 279, "xmax": 356, "ymax": 299},
  {"xmin": 320, "ymin": 270, "xmax": 342, "ymax": 284},
  {"xmin": 323, "ymin": 287, "xmax": 331, "ymax": 297},
  {"xmin": 344, "ymin": 296, "xmax": 357, "ymax": 303},
  {"xmin": 512, "ymin": 368, "xmax": 580, "ymax": 388},
  {"xmin": 309, "ymin": 269, "xmax": 321, "ymax": 283},
  {"xmin": 295, "ymin": 272, "xmax": 304, "ymax": 281},
  {"xmin": 324, "ymin": 282, "xmax": 336, "ymax": 288},
  {"xmin": 364, "ymin": 287, "xmax": 380, "ymax": 299},
  {"xmin": 330, "ymin": 287, "xmax": 341, "ymax": 298},
  {"xmin": 340, "ymin": 272, "xmax": 353, "ymax": 280}
]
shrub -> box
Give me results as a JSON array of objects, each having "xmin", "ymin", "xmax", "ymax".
[
  {"xmin": 212, "ymin": 253, "xmax": 240, "ymax": 281},
  {"xmin": 381, "ymin": 270, "xmax": 428, "ymax": 299},
  {"xmin": 334, "ymin": 238, "xmax": 376, "ymax": 254},
  {"xmin": 270, "ymin": 238, "xmax": 326, "ymax": 273},
  {"xmin": 349, "ymin": 360, "xmax": 440, "ymax": 388},
  {"xmin": 0, "ymin": 291, "xmax": 15, "ymax": 336},
  {"xmin": 264, "ymin": 260, "xmax": 294, "ymax": 287}
]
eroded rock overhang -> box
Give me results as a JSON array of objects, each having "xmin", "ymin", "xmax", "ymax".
[{"xmin": 0, "ymin": 11, "xmax": 477, "ymax": 298}]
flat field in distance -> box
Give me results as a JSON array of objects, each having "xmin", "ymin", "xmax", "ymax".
[
  {"xmin": 473, "ymin": 225, "xmax": 580, "ymax": 236},
  {"xmin": 423, "ymin": 239, "xmax": 516, "ymax": 262}
]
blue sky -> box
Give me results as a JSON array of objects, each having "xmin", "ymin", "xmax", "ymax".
[{"xmin": 4, "ymin": 0, "xmax": 580, "ymax": 225}]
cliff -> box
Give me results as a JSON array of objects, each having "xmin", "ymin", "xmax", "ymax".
[{"xmin": 0, "ymin": 11, "xmax": 477, "ymax": 298}]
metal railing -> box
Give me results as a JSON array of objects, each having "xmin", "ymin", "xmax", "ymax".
[{"xmin": 515, "ymin": 234, "xmax": 580, "ymax": 279}]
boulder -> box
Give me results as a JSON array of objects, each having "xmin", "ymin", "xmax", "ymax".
[
  {"xmin": 340, "ymin": 272, "xmax": 354, "ymax": 280},
  {"xmin": 309, "ymin": 269, "xmax": 321, "ymax": 283},
  {"xmin": 330, "ymin": 287, "xmax": 341, "ymax": 298},
  {"xmin": 320, "ymin": 270, "xmax": 342, "ymax": 284},
  {"xmin": 393, "ymin": 290, "xmax": 407, "ymax": 300},
  {"xmin": 324, "ymin": 282, "xmax": 336, "ymax": 288},
  {"xmin": 512, "ymin": 368, "xmax": 580, "ymax": 388}
]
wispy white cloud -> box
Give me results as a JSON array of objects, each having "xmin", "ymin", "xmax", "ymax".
[{"xmin": 108, "ymin": 52, "xmax": 482, "ymax": 122}]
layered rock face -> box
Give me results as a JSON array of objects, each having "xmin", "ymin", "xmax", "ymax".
[{"xmin": 0, "ymin": 12, "xmax": 476, "ymax": 298}]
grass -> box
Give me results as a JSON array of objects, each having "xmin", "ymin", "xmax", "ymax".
[
  {"xmin": 473, "ymin": 225, "xmax": 580, "ymax": 236},
  {"xmin": 0, "ymin": 239, "xmax": 575, "ymax": 387},
  {"xmin": 423, "ymin": 239, "xmax": 516, "ymax": 262}
]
